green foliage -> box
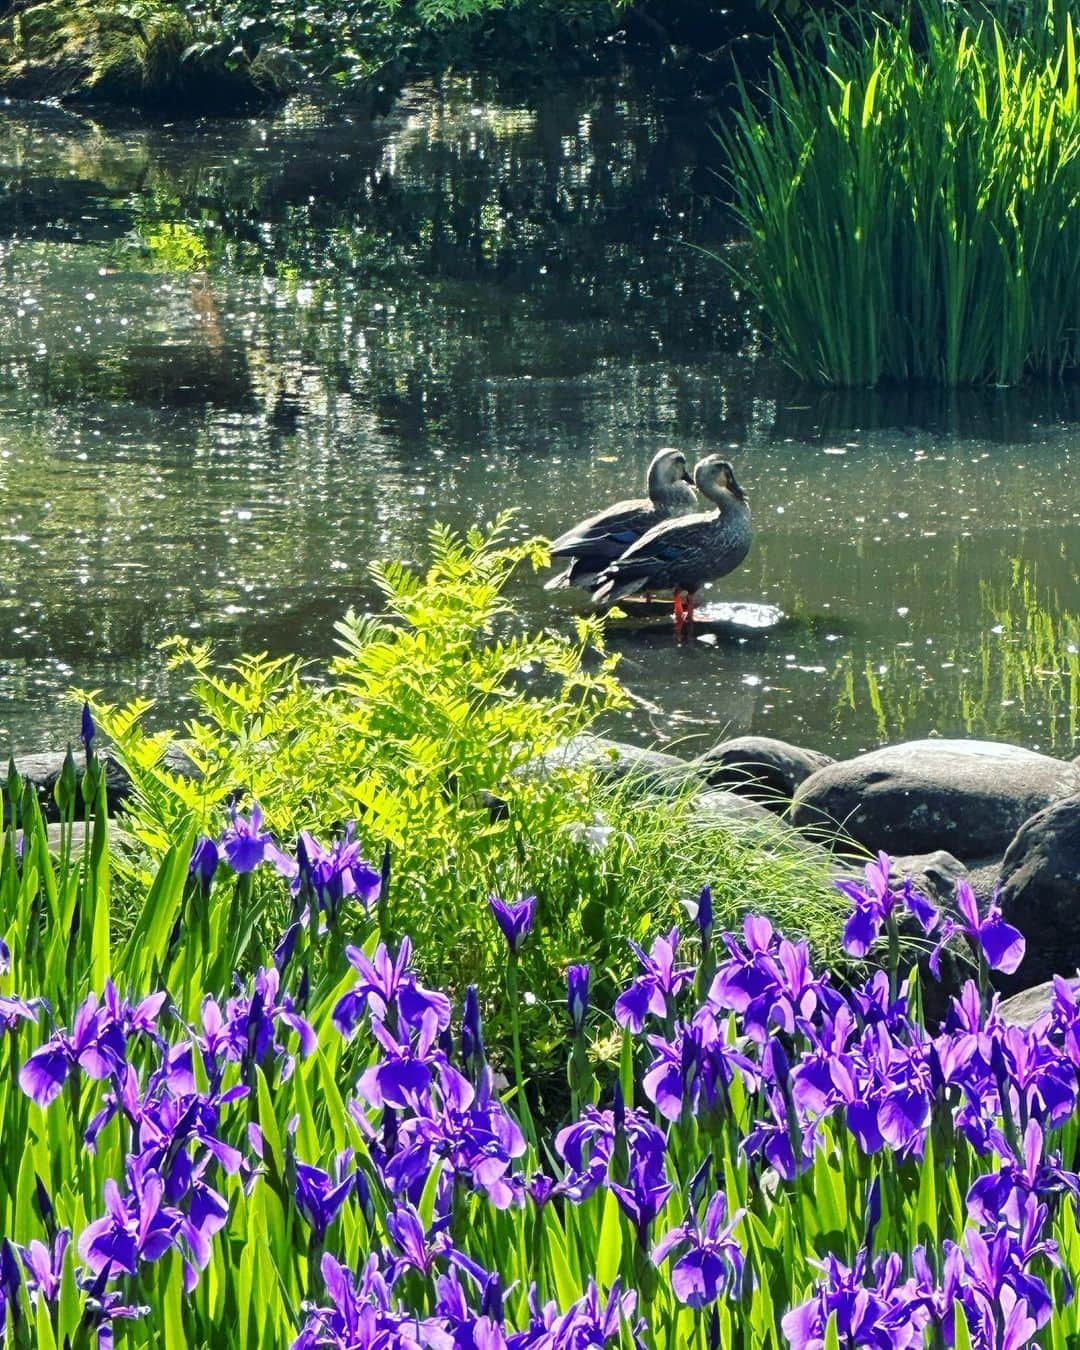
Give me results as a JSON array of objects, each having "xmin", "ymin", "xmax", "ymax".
[
  {"xmin": 90, "ymin": 520, "xmax": 844, "ymax": 1079},
  {"xmin": 720, "ymin": 0, "xmax": 1080, "ymax": 386},
  {"xmin": 181, "ymin": 0, "xmax": 625, "ymax": 88}
]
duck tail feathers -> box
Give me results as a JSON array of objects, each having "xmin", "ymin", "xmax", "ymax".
[
  {"xmin": 544, "ymin": 566, "xmax": 573, "ymax": 591},
  {"xmin": 591, "ymin": 575, "xmax": 646, "ymax": 608}
]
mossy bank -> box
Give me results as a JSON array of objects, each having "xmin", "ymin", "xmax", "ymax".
[{"xmin": 0, "ymin": 0, "xmax": 296, "ymax": 109}]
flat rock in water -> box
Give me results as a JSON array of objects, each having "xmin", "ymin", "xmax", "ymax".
[
  {"xmin": 696, "ymin": 735, "xmax": 833, "ymax": 808},
  {"xmin": 996, "ymin": 795, "xmax": 1080, "ymax": 991},
  {"xmin": 790, "ymin": 739, "xmax": 1080, "ymax": 862},
  {"xmin": 525, "ymin": 734, "xmax": 697, "ymax": 795},
  {"xmin": 3, "ymin": 745, "xmax": 198, "ymax": 823},
  {"xmin": 15, "ymin": 821, "xmax": 136, "ymax": 854},
  {"xmin": 1000, "ymin": 977, "xmax": 1080, "ymax": 1028}
]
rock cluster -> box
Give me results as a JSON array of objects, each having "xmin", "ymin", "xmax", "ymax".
[
  {"xmin": 7, "ymin": 727, "xmax": 1078, "ymax": 1003},
  {"xmin": 520, "ymin": 732, "xmax": 1080, "ymax": 1001}
]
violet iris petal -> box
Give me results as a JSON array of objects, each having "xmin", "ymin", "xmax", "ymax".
[
  {"xmin": 219, "ymin": 804, "xmax": 285, "ymax": 875},
  {"xmin": 488, "ymin": 895, "xmax": 537, "ymax": 955},
  {"xmin": 615, "ymin": 930, "xmax": 694, "ymax": 1032},
  {"xmin": 651, "ymin": 1192, "xmax": 745, "ymax": 1309},
  {"xmin": 567, "ymin": 964, "xmax": 590, "ymax": 1036},
  {"xmin": 188, "ymin": 836, "xmax": 219, "ymax": 893}
]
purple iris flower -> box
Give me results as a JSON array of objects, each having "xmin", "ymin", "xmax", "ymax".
[
  {"xmin": 608, "ymin": 1159, "xmax": 675, "ymax": 1248},
  {"xmin": 333, "ymin": 937, "xmax": 451, "ymax": 1039},
  {"xmin": 188, "ymin": 836, "xmax": 219, "ymax": 895},
  {"xmin": 355, "ymin": 1017, "xmax": 441, "ymax": 1110},
  {"xmin": 294, "ymin": 1151, "xmax": 356, "ymax": 1243},
  {"xmin": 0, "ymin": 1241, "xmax": 19, "ymax": 1334},
  {"xmin": 930, "ymin": 880, "xmax": 1026, "ymax": 977},
  {"xmin": 461, "ymin": 985, "xmax": 485, "ymax": 1071},
  {"xmin": 555, "ymin": 1103, "xmax": 667, "ymax": 1201},
  {"xmin": 191, "ymin": 968, "xmax": 316, "ymax": 1089},
  {"xmin": 642, "ymin": 1008, "xmax": 758, "ymax": 1123},
  {"xmin": 488, "ymin": 895, "xmax": 536, "ymax": 955},
  {"xmin": 81, "ymin": 702, "xmax": 96, "ymax": 753},
  {"xmin": 614, "ymin": 929, "xmax": 694, "ymax": 1033},
  {"xmin": 16, "ymin": 1230, "xmax": 69, "ymax": 1306},
  {"xmin": 652, "ymin": 1192, "xmax": 745, "ymax": 1308},
  {"xmin": 0, "ymin": 938, "xmax": 9, "ymax": 975},
  {"xmin": 691, "ymin": 883, "xmax": 714, "ymax": 940},
  {"xmin": 968, "ymin": 1119, "xmax": 1080, "ymax": 1227},
  {"xmin": 783, "ymin": 1249, "xmax": 930, "ymax": 1349},
  {"xmin": 709, "ymin": 917, "xmax": 842, "ymax": 1044},
  {"xmin": 78, "ymin": 1170, "xmax": 184, "ymax": 1280},
  {"xmin": 0, "ymin": 992, "xmax": 40, "ymax": 1037},
  {"xmin": 384, "ymin": 1204, "xmax": 454, "ymax": 1280},
  {"xmin": 219, "ymin": 804, "xmax": 287, "ymax": 875},
  {"xmin": 19, "ymin": 992, "xmax": 127, "ymax": 1108},
  {"xmin": 922, "ymin": 1197, "xmax": 1060, "ymax": 1345},
  {"xmin": 528, "ymin": 1280, "xmax": 639, "ymax": 1346},
  {"xmin": 275, "ymin": 826, "xmax": 382, "ymax": 924},
  {"xmin": 995, "ymin": 1024, "xmax": 1077, "ymax": 1129},
  {"xmin": 567, "ymin": 964, "xmax": 590, "ymax": 1036},
  {"xmin": 384, "ymin": 1062, "xmax": 526, "ymax": 1211},
  {"xmin": 837, "ymin": 852, "xmax": 939, "ymax": 958}
]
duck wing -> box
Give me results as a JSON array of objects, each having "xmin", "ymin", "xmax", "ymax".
[
  {"xmin": 590, "ymin": 511, "xmax": 725, "ymax": 604},
  {"xmin": 548, "ymin": 497, "xmax": 652, "ymax": 559}
]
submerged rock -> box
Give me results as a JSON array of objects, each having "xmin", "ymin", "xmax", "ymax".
[
  {"xmin": 523, "ymin": 734, "xmax": 697, "ymax": 795},
  {"xmin": 3, "ymin": 745, "xmax": 198, "ymax": 823},
  {"xmin": 0, "ymin": 1, "xmax": 296, "ymax": 110},
  {"xmin": 996, "ymin": 795, "xmax": 1080, "ymax": 991},
  {"xmin": 696, "ymin": 735, "xmax": 833, "ymax": 809},
  {"xmin": 791, "ymin": 739, "xmax": 1080, "ymax": 862}
]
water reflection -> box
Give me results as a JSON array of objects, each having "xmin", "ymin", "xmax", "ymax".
[{"xmin": 0, "ymin": 72, "xmax": 1076, "ymax": 759}]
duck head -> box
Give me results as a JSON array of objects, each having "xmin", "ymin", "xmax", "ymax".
[
  {"xmin": 694, "ymin": 454, "xmax": 748, "ymax": 505},
  {"xmin": 646, "ymin": 448, "xmax": 694, "ymax": 496}
]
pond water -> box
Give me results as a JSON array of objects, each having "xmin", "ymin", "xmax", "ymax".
[{"xmin": 0, "ymin": 70, "xmax": 1077, "ymax": 761}]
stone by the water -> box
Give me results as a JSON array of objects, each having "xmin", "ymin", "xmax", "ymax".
[
  {"xmin": 522, "ymin": 734, "xmax": 697, "ymax": 795},
  {"xmin": 996, "ymin": 794, "xmax": 1080, "ymax": 991},
  {"xmin": 790, "ymin": 739, "xmax": 1080, "ymax": 862},
  {"xmin": 696, "ymin": 734, "xmax": 833, "ymax": 808},
  {"xmin": 689, "ymin": 788, "xmax": 778, "ymax": 828},
  {"xmin": 999, "ymin": 976, "xmax": 1080, "ymax": 1028},
  {"xmin": 888, "ymin": 849, "xmax": 969, "ymax": 913},
  {"xmin": 2, "ymin": 744, "xmax": 198, "ymax": 824}
]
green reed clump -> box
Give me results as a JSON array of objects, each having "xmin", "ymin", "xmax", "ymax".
[{"xmin": 720, "ymin": 1, "xmax": 1080, "ymax": 386}]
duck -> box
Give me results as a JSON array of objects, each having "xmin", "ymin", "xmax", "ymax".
[
  {"xmin": 544, "ymin": 448, "xmax": 697, "ymax": 592},
  {"xmin": 590, "ymin": 455, "xmax": 752, "ymax": 624}
]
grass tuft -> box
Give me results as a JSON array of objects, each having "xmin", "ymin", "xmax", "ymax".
[{"xmin": 720, "ymin": 0, "xmax": 1080, "ymax": 386}]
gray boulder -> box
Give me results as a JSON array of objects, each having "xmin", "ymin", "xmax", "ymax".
[
  {"xmin": 696, "ymin": 735, "xmax": 833, "ymax": 809},
  {"xmin": 1000, "ymin": 977, "xmax": 1080, "ymax": 1028},
  {"xmin": 996, "ymin": 795, "xmax": 1080, "ymax": 991},
  {"xmin": 889, "ymin": 850, "xmax": 969, "ymax": 913},
  {"xmin": 791, "ymin": 740, "xmax": 1080, "ymax": 863},
  {"xmin": 3, "ymin": 744, "xmax": 198, "ymax": 823},
  {"xmin": 690, "ymin": 788, "xmax": 780, "ymax": 829},
  {"xmin": 524, "ymin": 734, "xmax": 697, "ymax": 795}
]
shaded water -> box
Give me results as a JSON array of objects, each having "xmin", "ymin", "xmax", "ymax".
[{"xmin": 0, "ymin": 72, "xmax": 1077, "ymax": 759}]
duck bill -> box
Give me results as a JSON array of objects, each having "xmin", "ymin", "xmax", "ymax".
[{"xmin": 728, "ymin": 473, "xmax": 747, "ymax": 503}]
